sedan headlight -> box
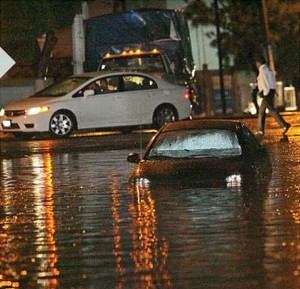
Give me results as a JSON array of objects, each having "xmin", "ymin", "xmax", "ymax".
[
  {"xmin": 26, "ymin": 106, "xmax": 49, "ymax": 115},
  {"xmin": 134, "ymin": 177, "xmax": 151, "ymax": 188},
  {"xmin": 0, "ymin": 108, "xmax": 5, "ymax": 117},
  {"xmin": 226, "ymin": 173, "xmax": 242, "ymax": 188}
]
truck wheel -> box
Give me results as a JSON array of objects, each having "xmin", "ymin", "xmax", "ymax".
[
  {"xmin": 49, "ymin": 111, "xmax": 75, "ymax": 138},
  {"xmin": 153, "ymin": 105, "xmax": 178, "ymax": 129}
]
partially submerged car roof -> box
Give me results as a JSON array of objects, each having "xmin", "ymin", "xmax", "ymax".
[{"xmin": 160, "ymin": 119, "xmax": 243, "ymax": 132}]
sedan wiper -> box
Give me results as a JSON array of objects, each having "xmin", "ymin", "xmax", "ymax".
[
  {"xmin": 185, "ymin": 154, "xmax": 206, "ymax": 158},
  {"xmin": 147, "ymin": 154, "xmax": 178, "ymax": 160}
]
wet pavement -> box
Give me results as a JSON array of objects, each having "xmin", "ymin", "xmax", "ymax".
[{"xmin": 0, "ymin": 114, "xmax": 300, "ymax": 289}]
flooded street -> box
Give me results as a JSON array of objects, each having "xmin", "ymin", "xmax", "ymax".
[{"xmin": 1, "ymin": 116, "xmax": 300, "ymax": 289}]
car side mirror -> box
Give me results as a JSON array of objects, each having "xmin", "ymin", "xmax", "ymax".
[
  {"xmin": 127, "ymin": 153, "xmax": 140, "ymax": 164},
  {"xmin": 84, "ymin": 89, "xmax": 95, "ymax": 97}
]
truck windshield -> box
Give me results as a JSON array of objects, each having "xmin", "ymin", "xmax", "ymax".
[{"xmin": 99, "ymin": 54, "xmax": 166, "ymax": 73}]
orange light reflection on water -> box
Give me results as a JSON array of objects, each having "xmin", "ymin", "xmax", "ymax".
[
  {"xmin": 0, "ymin": 152, "xmax": 59, "ymax": 288},
  {"xmin": 129, "ymin": 183, "xmax": 173, "ymax": 289},
  {"xmin": 110, "ymin": 176, "xmax": 173, "ymax": 289}
]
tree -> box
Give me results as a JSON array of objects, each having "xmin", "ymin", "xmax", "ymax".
[
  {"xmin": 267, "ymin": 0, "xmax": 299, "ymax": 86},
  {"xmin": 0, "ymin": 0, "xmax": 83, "ymax": 76},
  {"xmin": 185, "ymin": 0, "xmax": 299, "ymax": 86}
]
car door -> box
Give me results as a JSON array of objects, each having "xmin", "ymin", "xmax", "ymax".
[
  {"xmin": 77, "ymin": 76, "xmax": 121, "ymax": 128},
  {"xmin": 115, "ymin": 74, "xmax": 158, "ymax": 125}
]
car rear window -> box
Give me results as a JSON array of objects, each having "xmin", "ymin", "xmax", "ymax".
[
  {"xmin": 147, "ymin": 129, "xmax": 242, "ymax": 159},
  {"xmin": 122, "ymin": 75, "xmax": 157, "ymax": 91}
]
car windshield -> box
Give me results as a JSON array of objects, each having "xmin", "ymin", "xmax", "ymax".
[
  {"xmin": 146, "ymin": 129, "xmax": 242, "ymax": 159},
  {"xmin": 31, "ymin": 77, "xmax": 91, "ymax": 97}
]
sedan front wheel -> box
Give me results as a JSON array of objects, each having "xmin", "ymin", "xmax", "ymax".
[{"xmin": 49, "ymin": 111, "xmax": 75, "ymax": 138}]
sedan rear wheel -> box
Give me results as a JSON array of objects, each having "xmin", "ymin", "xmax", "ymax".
[
  {"xmin": 153, "ymin": 105, "xmax": 178, "ymax": 129},
  {"xmin": 49, "ymin": 111, "xmax": 75, "ymax": 138}
]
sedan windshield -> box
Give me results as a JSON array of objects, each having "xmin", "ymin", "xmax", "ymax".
[
  {"xmin": 31, "ymin": 77, "xmax": 91, "ymax": 97},
  {"xmin": 147, "ymin": 129, "xmax": 242, "ymax": 159}
]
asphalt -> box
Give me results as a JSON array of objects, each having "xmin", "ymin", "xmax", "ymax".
[{"xmin": 0, "ymin": 110, "xmax": 299, "ymax": 139}]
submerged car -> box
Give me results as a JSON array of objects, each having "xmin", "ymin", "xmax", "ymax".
[
  {"xmin": 127, "ymin": 119, "xmax": 272, "ymax": 188},
  {"xmin": 0, "ymin": 71, "xmax": 191, "ymax": 139}
]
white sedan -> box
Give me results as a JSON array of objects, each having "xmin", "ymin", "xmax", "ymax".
[{"xmin": 0, "ymin": 71, "xmax": 192, "ymax": 139}]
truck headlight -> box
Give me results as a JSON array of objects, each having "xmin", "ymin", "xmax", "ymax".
[
  {"xmin": 0, "ymin": 108, "xmax": 5, "ymax": 117},
  {"xmin": 26, "ymin": 106, "xmax": 49, "ymax": 115}
]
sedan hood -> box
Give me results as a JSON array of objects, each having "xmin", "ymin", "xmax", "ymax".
[
  {"xmin": 129, "ymin": 155, "xmax": 272, "ymax": 189},
  {"xmin": 4, "ymin": 97, "xmax": 58, "ymax": 110},
  {"xmin": 130, "ymin": 158, "xmax": 244, "ymax": 186}
]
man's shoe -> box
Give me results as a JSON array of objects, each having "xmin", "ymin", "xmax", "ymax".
[{"xmin": 283, "ymin": 123, "xmax": 291, "ymax": 135}]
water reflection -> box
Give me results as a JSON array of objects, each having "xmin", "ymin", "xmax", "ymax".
[
  {"xmin": 262, "ymin": 141, "xmax": 300, "ymax": 286},
  {"xmin": 0, "ymin": 139, "xmax": 299, "ymax": 289},
  {"xmin": 33, "ymin": 154, "xmax": 59, "ymax": 287},
  {"xmin": 110, "ymin": 171, "xmax": 172, "ymax": 289},
  {"xmin": 128, "ymin": 183, "xmax": 173, "ymax": 289},
  {"xmin": 111, "ymin": 174, "xmax": 126, "ymax": 283},
  {"xmin": 1, "ymin": 153, "xmax": 58, "ymax": 289},
  {"xmin": 127, "ymin": 179, "xmax": 268, "ymax": 289}
]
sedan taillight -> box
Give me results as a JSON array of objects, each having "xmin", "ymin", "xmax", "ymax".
[{"xmin": 184, "ymin": 89, "xmax": 190, "ymax": 100}]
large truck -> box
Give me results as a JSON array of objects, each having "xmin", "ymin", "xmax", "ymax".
[{"xmin": 84, "ymin": 8, "xmax": 198, "ymax": 107}]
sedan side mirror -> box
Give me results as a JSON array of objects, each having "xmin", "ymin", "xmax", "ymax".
[{"xmin": 127, "ymin": 153, "xmax": 140, "ymax": 164}]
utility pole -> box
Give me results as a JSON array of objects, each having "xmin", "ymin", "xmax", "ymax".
[
  {"xmin": 213, "ymin": 0, "xmax": 226, "ymax": 115},
  {"xmin": 72, "ymin": 2, "xmax": 89, "ymax": 75},
  {"xmin": 261, "ymin": 0, "xmax": 285, "ymax": 107},
  {"xmin": 261, "ymin": 0, "xmax": 275, "ymax": 74}
]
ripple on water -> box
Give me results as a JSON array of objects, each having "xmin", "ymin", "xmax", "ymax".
[{"xmin": 1, "ymin": 144, "xmax": 300, "ymax": 289}]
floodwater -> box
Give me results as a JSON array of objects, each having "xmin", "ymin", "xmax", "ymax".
[{"xmin": 0, "ymin": 134, "xmax": 299, "ymax": 289}]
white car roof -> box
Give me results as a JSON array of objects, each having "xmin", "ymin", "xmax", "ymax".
[
  {"xmin": 75, "ymin": 71, "xmax": 158, "ymax": 79},
  {"xmin": 74, "ymin": 71, "xmax": 168, "ymax": 82}
]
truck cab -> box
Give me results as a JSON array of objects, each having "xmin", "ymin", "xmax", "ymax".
[{"xmin": 98, "ymin": 49, "xmax": 172, "ymax": 75}]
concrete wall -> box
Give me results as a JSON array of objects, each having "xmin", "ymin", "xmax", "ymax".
[
  {"xmin": 236, "ymin": 70, "xmax": 257, "ymax": 112},
  {"xmin": 0, "ymin": 79, "xmax": 53, "ymax": 109},
  {"xmin": 195, "ymin": 69, "xmax": 256, "ymax": 115},
  {"xmin": 0, "ymin": 86, "xmax": 35, "ymax": 109}
]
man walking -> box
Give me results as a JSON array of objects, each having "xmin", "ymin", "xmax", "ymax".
[{"xmin": 255, "ymin": 56, "xmax": 290, "ymax": 136}]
